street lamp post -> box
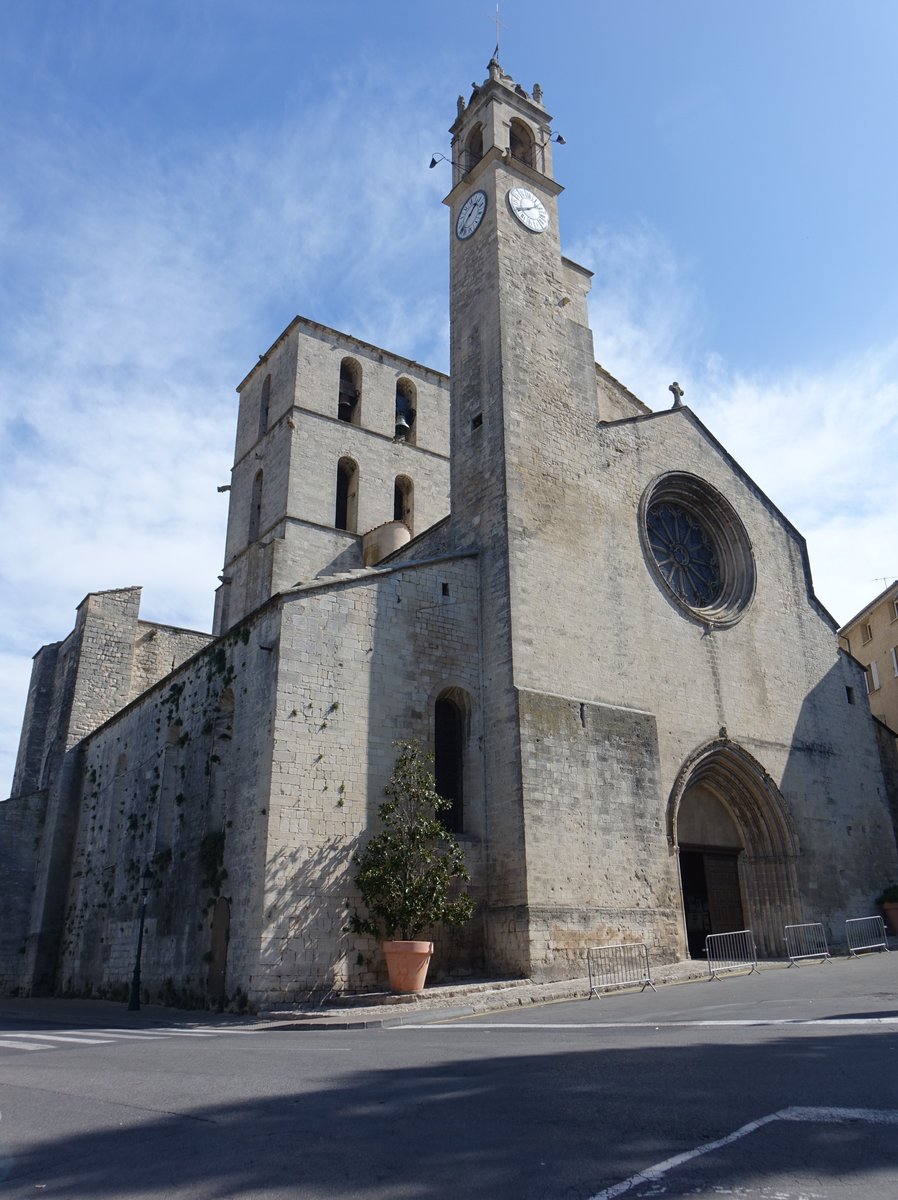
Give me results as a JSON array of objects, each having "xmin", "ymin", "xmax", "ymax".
[{"xmin": 127, "ymin": 865, "xmax": 153, "ymax": 1012}]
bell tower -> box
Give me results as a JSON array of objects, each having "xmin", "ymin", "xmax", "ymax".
[
  {"xmin": 445, "ymin": 58, "xmax": 598, "ymax": 534},
  {"xmin": 442, "ymin": 60, "xmax": 600, "ymax": 977}
]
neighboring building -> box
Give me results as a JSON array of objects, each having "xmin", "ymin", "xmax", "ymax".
[
  {"xmin": 3, "ymin": 58, "xmax": 898, "ymax": 1006},
  {"xmin": 839, "ymin": 580, "xmax": 898, "ymax": 732}
]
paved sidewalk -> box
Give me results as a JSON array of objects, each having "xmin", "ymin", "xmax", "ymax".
[
  {"xmin": 0, "ymin": 957, "xmax": 741, "ymax": 1032},
  {"xmin": 11, "ymin": 944, "xmax": 892, "ymax": 1032},
  {"xmin": 259, "ymin": 957, "xmax": 727, "ymax": 1029}
]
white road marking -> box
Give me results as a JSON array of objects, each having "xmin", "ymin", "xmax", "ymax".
[
  {"xmin": 397, "ymin": 1016, "xmax": 898, "ymax": 1029},
  {"xmin": 0, "ymin": 1025, "xmax": 258, "ymax": 1054},
  {"xmin": 585, "ymin": 1107, "xmax": 898, "ymax": 1200},
  {"xmin": 119, "ymin": 1029, "xmax": 216, "ymax": 1037},
  {"xmin": 1, "ymin": 1033, "xmax": 116, "ymax": 1044}
]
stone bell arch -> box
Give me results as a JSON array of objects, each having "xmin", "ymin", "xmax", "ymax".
[{"xmin": 668, "ymin": 740, "xmax": 801, "ymax": 958}]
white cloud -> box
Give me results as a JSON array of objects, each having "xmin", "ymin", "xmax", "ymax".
[
  {"xmin": 701, "ymin": 351, "xmax": 898, "ymax": 624},
  {"xmin": 570, "ymin": 220, "xmax": 706, "ymax": 411},
  {"xmin": 575, "ymin": 219, "xmax": 898, "ymax": 627},
  {"xmin": 0, "ymin": 68, "xmax": 449, "ymax": 800}
]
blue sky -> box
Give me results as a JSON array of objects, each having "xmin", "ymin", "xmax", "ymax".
[{"xmin": 2, "ymin": 0, "xmax": 897, "ymax": 798}]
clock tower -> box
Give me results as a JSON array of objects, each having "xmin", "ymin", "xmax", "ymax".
[
  {"xmin": 442, "ymin": 60, "xmax": 601, "ymax": 975},
  {"xmin": 445, "ymin": 57, "xmax": 598, "ymax": 535}
]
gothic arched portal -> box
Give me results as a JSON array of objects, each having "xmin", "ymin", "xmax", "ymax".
[{"xmin": 668, "ymin": 741, "xmax": 800, "ymax": 959}]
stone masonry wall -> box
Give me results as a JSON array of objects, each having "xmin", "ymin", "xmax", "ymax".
[
  {"xmin": 518, "ymin": 689, "xmax": 682, "ymax": 981},
  {"xmin": 2, "ymin": 589, "xmax": 218, "ymax": 995},
  {"xmin": 7, "ymin": 589, "xmax": 142, "ymax": 991},
  {"xmin": 506, "ymin": 406, "xmax": 898, "ymax": 955},
  {"xmin": 0, "ymin": 792, "xmax": 47, "ymax": 992},
  {"xmin": 217, "ymin": 318, "xmax": 450, "ymax": 633},
  {"xmin": 258, "ymin": 553, "xmax": 483, "ymax": 1001},
  {"xmin": 58, "ymin": 608, "xmax": 280, "ymax": 1008},
  {"xmin": 130, "ymin": 621, "xmax": 214, "ymax": 702}
]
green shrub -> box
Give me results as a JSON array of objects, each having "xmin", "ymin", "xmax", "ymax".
[{"xmin": 347, "ymin": 741, "xmax": 473, "ymax": 941}]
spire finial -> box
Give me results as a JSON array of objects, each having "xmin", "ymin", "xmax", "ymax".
[{"xmin": 494, "ymin": 3, "xmax": 501, "ymax": 61}]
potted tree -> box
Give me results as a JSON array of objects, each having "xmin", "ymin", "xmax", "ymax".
[
  {"xmin": 876, "ymin": 884, "xmax": 898, "ymax": 936},
  {"xmin": 348, "ymin": 741, "xmax": 474, "ymax": 992}
]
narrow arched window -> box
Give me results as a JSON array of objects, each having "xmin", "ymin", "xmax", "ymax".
[
  {"xmin": 338, "ymin": 358, "xmax": 362, "ymax": 425},
  {"xmin": 464, "ymin": 123, "xmax": 483, "ymax": 174},
  {"xmin": 258, "ymin": 374, "xmax": 271, "ymax": 440},
  {"xmin": 335, "ymin": 457, "xmax": 359, "ymax": 532},
  {"xmin": 434, "ymin": 694, "xmax": 465, "ymax": 833},
  {"xmin": 395, "ymin": 378, "xmax": 416, "ymax": 444},
  {"xmin": 393, "ymin": 475, "xmax": 414, "ymax": 533},
  {"xmin": 249, "ymin": 470, "xmax": 263, "ymax": 543},
  {"xmin": 509, "ymin": 118, "xmax": 535, "ymax": 168}
]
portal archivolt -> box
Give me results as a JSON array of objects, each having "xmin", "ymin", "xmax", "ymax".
[{"xmin": 668, "ymin": 741, "xmax": 800, "ymax": 958}]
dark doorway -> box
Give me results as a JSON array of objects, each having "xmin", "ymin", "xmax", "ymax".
[{"xmin": 679, "ymin": 848, "xmax": 744, "ymax": 959}]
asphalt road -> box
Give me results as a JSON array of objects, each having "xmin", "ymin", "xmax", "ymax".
[{"xmin": 1, "ymin": 955, "xmax": 897, "ymax": 1199}]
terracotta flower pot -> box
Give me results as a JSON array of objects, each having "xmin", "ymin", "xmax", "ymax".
[
  {"xmin": 382, "ymin": 940, "xmax": 433, "ymax": 993},
  {"xmin": 881, "ymin": 902, "xmax": 898, "ymax": 937}
]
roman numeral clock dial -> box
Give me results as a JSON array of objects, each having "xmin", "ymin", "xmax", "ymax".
[
  {"xmin": 507, "ymin": 186, "xmax": 549, "ymax": 232},
  {"xmin": 455, "ymin": 190, "xmax": 487, "ymax": 240}
]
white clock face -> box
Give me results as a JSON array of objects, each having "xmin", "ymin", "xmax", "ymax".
[
  {"xmin": 508, "ymin": 186, "xmax": 549, "ymax": 233},
  {"xmin": 455, "ymin": 190, "xmax": 487, "ymax": 240}
]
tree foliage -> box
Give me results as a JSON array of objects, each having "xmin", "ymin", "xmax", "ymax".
[{"xmin": 348, "ymin": 741, "xmax": 474, "ymax": 941}]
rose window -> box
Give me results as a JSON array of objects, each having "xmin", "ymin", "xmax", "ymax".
[
  {"xmin": 646, "ymin": 502, "xmax": 722, "ymax": 608},
  {"xmin": 638, "ymin": 473, "xmax": 755, "ymax": 627}
]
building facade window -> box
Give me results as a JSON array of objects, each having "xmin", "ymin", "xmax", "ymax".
[
  {"xmin": 639, "ymin": 472, "xmax": 755, "ymax": 628},
  {"xmin": 434, "ymin": 694, "xmax": 465, "ymax": 834},
  {"xmin": 395, "ymin": 378, "xmax": 416, "ymax": 443},
  {"xmin": 646, "ymin": 503, "xmax": 720, "ymax": 608},
  {"xmin": 249, "ymin": 470, "xmax": 263, "ymax": 544},
  {"xmin": 891, "ymin": 646, "xmax": 898, "ymax": 676},
  {"xmin": 393, "ymin": 475, "xmax": 413, "ymax": 532},
  {"xmin": 865, "ymin": 661, "xmax": 880, "ymax": 694},
  {"xmin": 338, "ymin": 358, "xmax": 362, "ymax": 425},
  {"xmin": 335, "ymin": 457, "xmax": 359, "ymax": 532},
  {"xmin": 258, "ymin": 374, "xmax": 271, "ymax": 440},
  {"xmin": 464, "ymin": 123, "xmax": 483, "ymax": 173},
  {"xmin": 509, "ymin": 117, "xmax": 535, "ymax": 167},
  {"xmin": 862, "ymin": 622, "xmax": 873, "ymax": 643}
]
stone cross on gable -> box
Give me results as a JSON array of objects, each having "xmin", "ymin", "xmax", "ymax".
[{"xmin": 669, "ymin": 381, "xmax": 684, "ymax": 408}]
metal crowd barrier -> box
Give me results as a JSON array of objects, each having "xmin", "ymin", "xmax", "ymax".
[
  {"xmin": 846, "ymin": 916, "xmax": 890, "ymax": 957},
  {"xmin": 784, "ymin": 922, "xmax": 831, "ymax": 965},
  {"xmin": 587, "ymin": 942, "xmax": 657, "ymax": 997},
  {"xmin": 705, "ymin": 929, "xmax": 758, "ymax": 979}
]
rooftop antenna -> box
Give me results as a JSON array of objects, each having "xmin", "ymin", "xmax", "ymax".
[{"xmin": 872, "ymin": 577, "xmax": 898, "ymax": 587}]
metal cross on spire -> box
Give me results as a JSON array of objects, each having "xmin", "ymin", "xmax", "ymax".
[{"xmin": 493, "ymin": 3, "xmax": 503, "ymax": 61}]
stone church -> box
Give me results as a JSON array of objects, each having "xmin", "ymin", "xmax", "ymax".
[{"xmin": 3, "ymin": 59, "xmax": 897, "ymax": 1005}]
